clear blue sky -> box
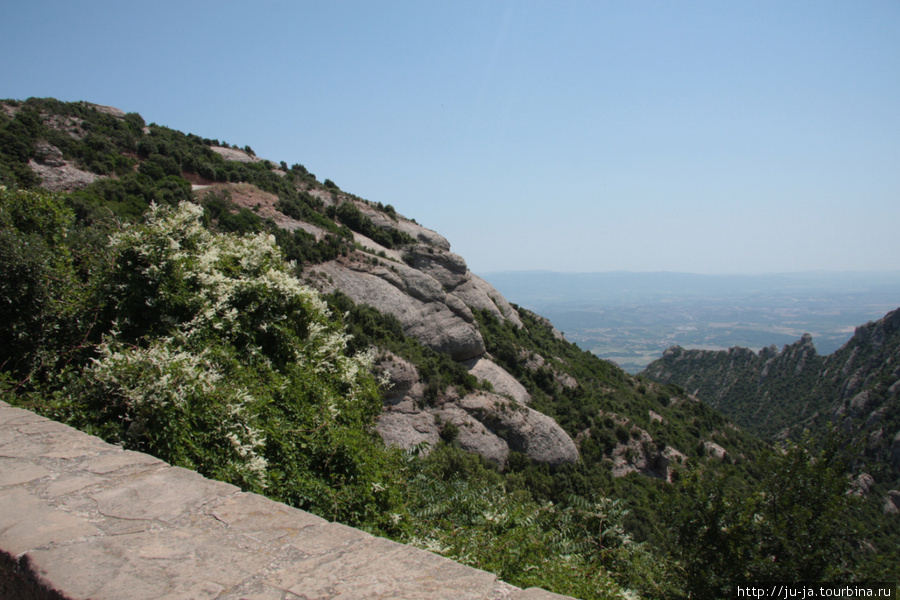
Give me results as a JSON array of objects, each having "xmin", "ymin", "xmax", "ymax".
[{"xmin": 4, "ymin": 1, "xmax": 899, "ymax": 275}]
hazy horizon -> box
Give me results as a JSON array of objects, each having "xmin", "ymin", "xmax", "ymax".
[
  {"xmin": 3, "ymin": 1, "xmax": 898, "ymax": 275},
  {"xmin": 481, "ymin": 268, "xmax": 900, "ymax": 276},
  {"xmin": 481, "ymin": 270, "xmax": 900, "ymax": 372}
]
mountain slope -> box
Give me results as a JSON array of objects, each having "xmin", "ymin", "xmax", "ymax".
[
  {"xmin": 642, "ymin": 308, "xmax": 900, "ymax": 493},
  {"xmin": 0, "ymin": 96, "xmax": 767, "ymax": 477},
  {"xmin": 8, "ymin": 97, "xmax": 895, "ymax": 596}
]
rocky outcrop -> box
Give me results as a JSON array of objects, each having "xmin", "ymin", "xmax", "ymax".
[
  {"xmin": 403, "ymin": 245, "xmax": 523, "ymax": 329},
  {"xmin": 607, "ymin": 425, "xmax": 686, "ymax": 482},
  {"xmin": 210, "ymin": 146, "xmax": 264, "ymax": 164},
  {"xmin": 456, "ymin": 392, "xmax": 578, "ymax": 466},
  {"xmin": 463, "ymin": 357, "xmax": 531, "ymax": 405},
  {"xmin": 374, "ymin": 355, "xmax": 578, "ymax": 468},
  {"xmin": 29, "ymin": 141, "xmax": 104, "ymax": 191},
  {"xmin": 363, "ymin": 205, "xmax": 450, "ymax": 250},
  {"xmin": 884, "ymin": 490, "xmax": 900, "ymax": 515},
  {"xmin": 309, "ymin": 256, "xmax": 485, "ymax": 361},
  {"xmin": 304, "ymin": 199, "xmax": 523, "ymax": 361}
]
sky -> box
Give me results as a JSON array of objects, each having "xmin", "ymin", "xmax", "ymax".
[{"xmin": 3, "ymin": 1, "xmax": 899, "ymax": 275}]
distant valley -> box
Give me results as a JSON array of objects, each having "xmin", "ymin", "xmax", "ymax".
[{"xmin": 483, "ymin": 271, "xmax": 900, "ymax": 373}]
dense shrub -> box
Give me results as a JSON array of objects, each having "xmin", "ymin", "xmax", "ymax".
[
  {"xmin": 2, "ymin": 199, "xmax": 408, "ymax": 529},
  {"xmin": 667, "ymin": 432, "xmax": 864, "ymax": 600}
]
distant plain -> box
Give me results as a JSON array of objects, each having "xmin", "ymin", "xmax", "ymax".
[{"xmin": 483, "ymin": 271, "xmax": 900, "ymax": 373}]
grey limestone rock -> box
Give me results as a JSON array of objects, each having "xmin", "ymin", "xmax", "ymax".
[
  {"xmin": 463, "ymin": 356, "xmax": 532, "ymax": 406},
  {"xmin": 309, "ymin": 259, "xmax": 485, "ymax": 361},
  {"xmin": 457, "ymin": 392, "xmax": 579, "ymax": 467},
  {"xmin": 361, "ymin": 205, "xmax": 451, "ymax": 250},
  {"xmin": 884, "ymin": 490, "xmax": 900, "ymax": 515},
  {"xmin": 28, "ymin": 143, "xmax": 104, "ymax": 192},
  {"xmin": 374, "ymin": 361, "xmax": 577, "ymax": 468},
  {"xmin": 375, "ymin": 352, "xmax": 420, "ymax": 403}
]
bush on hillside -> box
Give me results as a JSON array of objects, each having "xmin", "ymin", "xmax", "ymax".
[{"xmin": 1, "ymin": 196, "xmax": 408, "ymax": 529}]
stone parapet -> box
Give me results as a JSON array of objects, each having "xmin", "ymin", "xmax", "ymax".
[{"xmin": 0, "ymin": 401, "xmax": 575, "ymax": 600}]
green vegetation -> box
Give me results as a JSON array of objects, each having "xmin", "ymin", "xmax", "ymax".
[
  {"xmin": 2, "ymin": 98, "xmax": 896, "ymax": 598},
  {"xmin": 331, "ymin": 201, "xmax": 417, "ymax": 249},
  {"xmin": 1, "ymin": 192, "xmax": 407, "ymax": 528},
  {"xmin": 0, "ymin": 187, "xmax": 656, "ymax": 598},
  {"xmin": 667, "ymin": 432, "xmax": 866, "ymax": 600}
]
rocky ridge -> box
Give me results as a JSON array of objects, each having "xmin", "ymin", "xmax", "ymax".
[{"xmin": 643, "ymin": 307, "xmax": 900, "ymax": 508}]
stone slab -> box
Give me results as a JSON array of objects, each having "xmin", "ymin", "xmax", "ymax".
[
  {"xmin": 26, "ymin": 526, "xmax": 272, "ymax": 600},
  {"xmin": 90, "ymin": 466, "xmax": 239, "ymax": 523},
  {"xmin": 267, "ymin": 534, "xmax": 500, "ymax": 600},
  {"xmin": 209, "ymin": 492, "xmax": 328, "ymax": 543},
  {"xmin": 0, "ymin": 405, "xmax": 44, "ymax": 426},
  {"xmin": 0, "ymin": 458, "xmax": 51, "ymax": 487},
  {"xmin": 0, "ymin": 488, "xmax": 100, "ymax": 556}
]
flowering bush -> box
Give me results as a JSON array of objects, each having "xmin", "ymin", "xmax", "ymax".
[{"xmin": 2, "ymin": 199, "xmax": 405, "ymax": 527}]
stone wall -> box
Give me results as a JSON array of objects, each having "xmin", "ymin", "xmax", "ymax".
[{"xmin": 0, "ymin": 401, "xmax": 575, "ymax": 600}]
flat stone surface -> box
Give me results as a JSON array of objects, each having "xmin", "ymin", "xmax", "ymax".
[
  {"xmin": 0, "ymin": 418, "xmax": 112, "ymax": 459},
  {"xmin": 90, "ymin": 466, "xmax": 239, "ymax": 523},
  {"xmin": 42, "ymin": 472, "xmax": 107, "ymax": 498},
  {"xmin": 27, "ymin": 526, "xmax": 272, "ymax": 600},
  {"xmin": 283, "ymin": 521, "xmax": 372, "ymax": 557},
  {"xmin": 0, "ymin": 488, "xmax": 100, "ymax": 555},
  {"xmin": 210, "ymin": 492, "xmax": 328, "ymax": 543},
  {"xmin": 78, "ymin": 449, "xmax": 165, "ymax": 475},
  {"xmin": 0, "ymin": 458, "xmax": 51, "ymax": 487},
  {"xmin": 0, "ymin": 401, "xmax": 578, "ymax": 600},
  {"xmin": 0, "ymin": 405, "xmax": 44, "ymax": 426},
  {"xmin": 267, "ymin": 535, "xmax": 499, "ymax": 600}
]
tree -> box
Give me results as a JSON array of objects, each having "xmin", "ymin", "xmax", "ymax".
[
  {"xmin": 668, "ymin": 431, "xmax": 862, "ymax": 599},
  {"xmin": 0, "ymin": 186, "xmax": 92, "ymax": 379}
]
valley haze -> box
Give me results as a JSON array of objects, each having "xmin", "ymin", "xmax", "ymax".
[{"xmin": 483, "ymin": 270, "xmax": 900, "ymax": 373}]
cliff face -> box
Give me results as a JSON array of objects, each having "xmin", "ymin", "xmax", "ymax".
[{"xmin": 303, "ymin": 216, "xmax": 519, "ymax": 362}]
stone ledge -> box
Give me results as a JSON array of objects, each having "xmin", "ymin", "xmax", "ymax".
[{"xmin": 0, "ymin": 402, "xmax": 576, "ymax": 600}]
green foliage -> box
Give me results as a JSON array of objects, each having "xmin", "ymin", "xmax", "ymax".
[
  {"xmin": 0, "ymin": 186, "xmax": 105, "ymax": 380},
  {"xmin": 332, "ymin": 201, "xmax": 416, "ymax": 249},
  {"xmin": 667, "ymin": 432, "xmax": 864, "ymax": 600},
  {"xmin": 402, "ymin": 444, "xmax": 679, "ymax": 600},
  {"xmin": 643, "ymin": 343, "xmax": 828, "ymax": 440},
  {"xmin": 2, "ymin": 200, "xmax": 408, "ymax": 530},
  {"xmin": 0, "ymin": 98, "xmax": 146, "ymax": 188}
]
